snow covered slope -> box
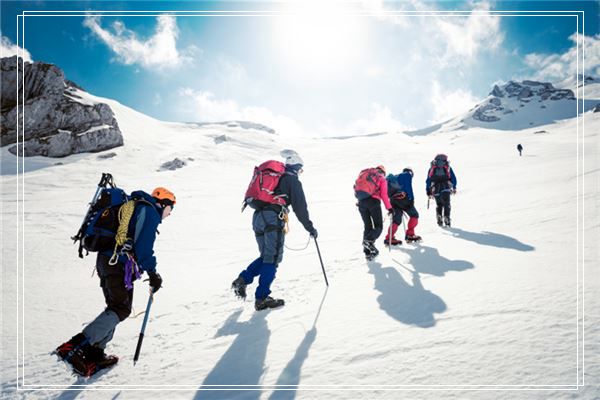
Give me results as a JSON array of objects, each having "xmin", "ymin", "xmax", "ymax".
[
  {"xmin": 406, "ymin": 79, "xmax": 600, "ymax": 135},
  {"xmin": 1, "ymin": 93, "xmax": 599, "ymax": 399}
]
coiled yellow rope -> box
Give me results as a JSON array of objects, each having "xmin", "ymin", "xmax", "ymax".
[{"xmin": 109, "ymin": 200, "xmax": 136, "ymax": 265}]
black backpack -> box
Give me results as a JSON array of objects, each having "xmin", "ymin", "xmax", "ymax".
[{"xmin": 428, "ymin": 154, "xmax": 450, "ymax": 183}]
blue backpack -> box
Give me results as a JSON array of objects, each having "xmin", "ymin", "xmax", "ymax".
[{"xmin": 76, "ymin": 187, "xmax": 130, "ymax": 258}]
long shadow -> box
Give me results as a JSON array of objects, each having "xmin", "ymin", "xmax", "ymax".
[
  {"xmin": 268, "ymin": 288, "xmax": 328, "ymax": 400},
  {"xmin": 446, "ymin": 228, "xmax": 535, "ymax": 251},
  {"xmin": 194, "ymin": 310, "xmax": 271, "ymax": 400},
  {"xmin": 367, "ymin": 262, "xmax": 446, "ymax": 328},
  {"xmin": 399, "ymin": 245, "xmax": 475, "ymax": 276}
]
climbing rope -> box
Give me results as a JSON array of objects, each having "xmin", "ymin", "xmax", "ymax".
[
  {"xmin": 284, "ymin": 234, "xmax": 312, "ymax": 251},
  {"xmin": 108, "ymin": 200, "xmax": 136, "ymax": 265}
]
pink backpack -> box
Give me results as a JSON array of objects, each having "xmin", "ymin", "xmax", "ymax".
[
  {"xmin": 243, "ymin": 160, "xmax": 287, "ymax": 210},
  {"xmin": 354, "ymin": 168, "xmax": 382, "ymax": 200}
]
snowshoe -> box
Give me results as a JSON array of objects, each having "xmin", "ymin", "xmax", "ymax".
[
  {"xmin": 436, "ymin": 214, "xmax": 443, "ymax": 227},
  {"xmin": 255, "ymin": 296, "xmax": 285, "ymax": 311},
  {"xmin": 405, "ymin": 234, "xmax": 422, "ymax": 243},
  {"xmin": 231, "ymin": 277, "xmax": 247, "ymax": 300},
  {"xmin": 444, "ymin": 216, "xmax": 451, "ymax": 227}
]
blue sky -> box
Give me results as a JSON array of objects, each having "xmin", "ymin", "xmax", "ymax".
[{"xmin": 1, "ymin": 1, "xmax": 599, "ymax": 136}]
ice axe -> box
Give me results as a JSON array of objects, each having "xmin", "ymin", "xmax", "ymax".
[
  {"xmin": 313, "ymin": 238, "xmax": 329, "ymax": 286},
  {"xmin": 133, "ymin": 291, "xmax": 154, "ymax": 365}
]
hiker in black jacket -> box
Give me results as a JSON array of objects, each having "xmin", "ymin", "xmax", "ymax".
[{"xmin": 233, "ymin": 153, "xmax": 317, "ymax": 311}]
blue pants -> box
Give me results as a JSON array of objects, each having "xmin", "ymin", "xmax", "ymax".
[
  {"xmin": 240, "ymin": 257, "xmax": 277, "ymax": 300},
  {"xmin": 239, "ymin": 209, "xmax": 285, "ymax": 300}
]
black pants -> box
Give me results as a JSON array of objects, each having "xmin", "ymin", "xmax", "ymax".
[
  {"xmin": 435, "ymin": 192, "xmax": 451, "ymax": 218},
  {"xmin": 97, "ymin": 253, "xmax": 133, "ymax": 321},
  {"xmin": 358, "ymin": 197, "xmax": 383, "ymax": 241},
  {"xmin": 391, "ymin": 198, "xmax": 419, "ymax": 224}
]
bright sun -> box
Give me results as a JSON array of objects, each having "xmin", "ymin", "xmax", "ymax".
[{"xmin": 273, "ymin": 3, "xmax": 366, "ymax": 78}]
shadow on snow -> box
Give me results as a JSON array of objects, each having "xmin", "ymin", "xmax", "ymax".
[
  {"xmin": 445, "ymin": 228, "xmax": 535, "ymax": 252},
  {"xmin": 367, "ymin": 261, "xmax": 446, "ymax": 328},
  {"xmin": 268, "ymin": 288, "xmax": 328, "ymax": 400},
  {"xmin": 398, "ymin": 245, "xmax": 475, "ymax": 276},
  {"xmin": 194, "ymin": 310, "xmax": 270, "ymax": 400}
]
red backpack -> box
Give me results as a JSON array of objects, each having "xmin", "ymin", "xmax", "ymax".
[
  {"xmin": 354, "ymin": 168, "xmax": 382, "ymax": 200},
  {"xmin": 243, "ymin": 160, "xmax": 287, "ymax": 210}
]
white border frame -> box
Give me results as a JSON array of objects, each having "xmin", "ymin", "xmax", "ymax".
[{"xmin": 12, "ymin": 7, "xmax": 587, "ymax": 393}]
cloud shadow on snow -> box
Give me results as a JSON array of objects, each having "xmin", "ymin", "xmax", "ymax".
[
  {"xmin": 194, "ymin": 309, "xmax": 270, "ymax": 400},
  {"xmin": 367, "ymin": 262, "xmax": 446, "ymax": 328},
  {"xmin": 445, "ymin": 228, "xmax": 535, "ymax": 252},
  {"xmin": 399, "ymin": 245, "xmax": 475, "ymax": 276}
]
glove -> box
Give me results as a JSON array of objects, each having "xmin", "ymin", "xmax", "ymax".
[
  {"xmin": 148, "ymin": 272, "xmax": 163, "ymax": 293},
  {"xmin": 452, "ymin": 188, "xmax": 457, "ymax": 194},
  {"xmin": 309, "ymin": 228, "xmax": 318, "ymax": 239},
  {"xmin": 387, "ymin": 208, "xmax": 394, "ymax": 216}
]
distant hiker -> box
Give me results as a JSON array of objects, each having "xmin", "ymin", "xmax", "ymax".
[
  {"xmin": 233, "ymin": 153, "xmax": 317, "ymax": 311},
  {"xmin": 426, "ymin": 154, "xmax": 457, "ymax": 227},
  {"xmin": 354, "ymin": 165, "xmax": 393, "ymax": 260},
  {"xmin": 56, "ymin": 186, "xmax": 176, "ymax": 376},
  {"xmin": 517, "ymin": 143, "xmax": 523, "ymax": 156},
  {"xmin": 386, "ymin": 168, "xmax": 422, "ymax": 245}
]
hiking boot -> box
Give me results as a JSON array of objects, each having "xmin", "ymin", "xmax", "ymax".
[
  {"xmin": 436, "ymin": 214, "xmax": 443, "ymax": 226},
  {"xmin": 384, "ymin": 238, "xmax": 402, "ymax": 246},
  {"xmin": 405, "ymin": 234, "xmax": 422, "ymax": 243},
  {"xmin": 231, "ymin": 277, "xmax": 247, "ymax": 300},
  {"xmin": 86, "ymin": 346, "xmax": 119, "ymax": 368},
  {"xmin": 255, "ymin": 296, "xmax": 285, "ymax": 311},
  {"xmin": 55, "ymin": 333, "xmax": 88, "ymax": 361},
  {"xmin": 444, "ymin": 216, "xmax": 451, "ymax": 227}
]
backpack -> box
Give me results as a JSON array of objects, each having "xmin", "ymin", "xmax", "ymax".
[
  {"xmin": 75, "ymin": 187, "xmax": 130, "ymax": 258},
  {"xmin": 354, "ymin": 168, "xmax": 382, "ymax": 200},
  {"xmin": 428, "ymin": 154, "xmax": 451, "ymax": 183},
  {"xmin": 243, "ymin": 160, "xmax": 287, "ymax": 210}
]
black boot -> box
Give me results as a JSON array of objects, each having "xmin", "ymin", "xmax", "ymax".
[
  {"xmin": 436, "ymin": 214, "xmax": 443, "ymax": 226},
  {"xmin": 55, "ymin": 333, "xmax": 88, "ymax": 361},
  {"xmin": 405, "ymin": 234, "xmax": 422, "ymax": 243},
  {"xmin": 70, "ymin": 346, "xmax": 118, "ymax": 377},
  {"xmin": 444, "ymin": 216, "xmax": 451, "ymax": 227},
  {"xmin": 255, "ymin": 296, "xmax": 285, "ymax": 311},
  {"xmin": 231, "ymin": 276, "xmax": 247, "ymax": 300}
]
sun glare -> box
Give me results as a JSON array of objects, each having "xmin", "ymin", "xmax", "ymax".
[{"xmin": 273, "ymin": 3, "xmax": 366, "ymax": 78}]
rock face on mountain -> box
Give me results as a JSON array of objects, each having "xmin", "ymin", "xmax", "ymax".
[
  {"xmin": 1, "ymin": 56, "xmax": 123, "ymax": 157},
  {"xmin": 472, "ymin": 80, "xmax": 575, "ymax": 124}
]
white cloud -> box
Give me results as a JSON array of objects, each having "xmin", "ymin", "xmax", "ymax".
[
  {"xmin": 83, "ymin": 15, "xmax": 195, "ymax": 70},
  {"xmin": 338, "ymin": 103, "xmax": 409, "ymax": 135},
  {"xmin": 178, "ymin": 88, "xmax": 306, "ymax": 136},
  {"xmin": 430, "ymin": 80, "xmax": 479, "ymax": 123},
  {"xmin": 434, "ymin": 1, "xmax": 503, "ymax": 63},
  {"xmin": 360, "ymin": 0, "xmax": 503, "ymax": 64},
  {"xmin": 524, "ymin": 33, "xmax": 600, "ymax": 81},
  {"xmin": 0, "ymin": 35, "xmax": 32, "ymax": 62}
]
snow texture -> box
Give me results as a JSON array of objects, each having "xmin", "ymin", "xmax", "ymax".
[{"xmin": 1, "ymin": 87, "xmax": 599, "ymax": 400}]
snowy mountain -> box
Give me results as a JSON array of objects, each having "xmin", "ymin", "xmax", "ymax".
[
  {"xmin": 407, "ymin": 78, "xmax": 600, "ymax": 134},
  {"xmin": 1, "ymin": 85, "xmax": 599, "ymax": 399}
]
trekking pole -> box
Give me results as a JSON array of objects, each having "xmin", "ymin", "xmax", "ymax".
[
  {"xmin": 427, "ymin": 196, "xmax": 430, "ymax": 210},
  {"xmin": 133, "ymin": 291, "xmax": 154, "ymax": 366},
  {"xmin": 388, "ymin": 215, "xmax": 393, "ymax": 253},
  {"xmin": 402, "ymin": 212, "xmax": 407, "ymax": 234},
  {"xmin": 313, "ymin": 238, "xmax": 329, "ymax": 286}
]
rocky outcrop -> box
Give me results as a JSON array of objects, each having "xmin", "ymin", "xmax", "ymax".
[
  {"xmin": 1, "ymin": 56, "xmax": 123, "ymax": 157},
  {"xmin": 473, "ymin": 80, "xmax": 576, "ymax": 123}
]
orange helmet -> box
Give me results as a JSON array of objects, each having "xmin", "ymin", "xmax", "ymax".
[
  {"xmin": 152, "ymin": 187, "xmax": 176, "ymax": 208},
  {"xmin": 376, "ymin": 165, "xmax": 386, "ymax": 175}
]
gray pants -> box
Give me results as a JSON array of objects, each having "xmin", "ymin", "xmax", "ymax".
[
  {"xmin": 83, "ymin": 254, "xmax": 133, "ymax": 349},
  {"xmin": 253, "ymin": 209, "xmax": 285, "ymax": 265}
]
